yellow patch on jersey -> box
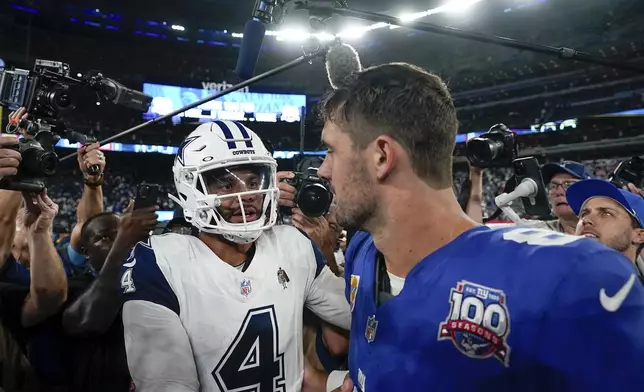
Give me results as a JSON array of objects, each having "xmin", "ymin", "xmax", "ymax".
[{"xmin": 350, "ymin": 274, "xmax": 360, "ymax": 312}]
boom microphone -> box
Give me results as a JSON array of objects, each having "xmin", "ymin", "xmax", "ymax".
[
  {"xmin": 325, "ymin": 43, "xmax": 363, "ymax": 89},
  {"xmin": 235, "ymin": 0, "xmax": 279, "ymax": 80}
]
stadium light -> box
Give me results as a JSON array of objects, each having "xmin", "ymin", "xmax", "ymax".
[
  {"xmin": 171, "ymin": 24, "xmax": 185, "ymax": 31},
  {"xmin": 225, "ymin": 0, "xmax": 486, "ymax": 40}
]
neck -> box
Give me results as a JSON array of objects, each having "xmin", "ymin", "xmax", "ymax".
[
  {"xmin": 200, "ymin": 233, "xmax": 253, "ymax": 267},
  {"xmin": 624, "ymin": 247, "xmax": 638, "ymax": 264},
  {"xmin": 368, "ymin": 181, "xmax": 478, "ymax": 278},
  {"xmin": 558, "ymin": 216, "xmax": 579, "ymax": 235}
]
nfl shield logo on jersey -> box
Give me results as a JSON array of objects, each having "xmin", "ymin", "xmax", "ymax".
[
  {"xmin": 240, "ymin": 278, "xmax": 252, "ymax": 297},
  {"xmin": 438, "ymin": 280, "xmax": 511, "ymax": 367},
  {"xmin": 365, "ymin": 315, "xmax": 378, "ymax": 343}
]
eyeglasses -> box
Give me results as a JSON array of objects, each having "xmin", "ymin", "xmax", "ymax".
[{"xmin": 547, "ymin": 180, "xmax": 578, "ymax": 192}]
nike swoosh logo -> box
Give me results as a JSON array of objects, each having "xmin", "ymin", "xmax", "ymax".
[{"xmin": 599, "ymin": 273, "xmax": 637, "ymax": 312}]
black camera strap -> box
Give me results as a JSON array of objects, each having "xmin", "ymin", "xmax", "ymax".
[{"xmin": 374, "ymin": 252, "xmax": 393, "ymax": 307}]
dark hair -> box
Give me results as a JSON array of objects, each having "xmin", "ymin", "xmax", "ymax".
[
  {"xmin": 319, "ymin": 62, "xmax": 458, "ymax": 188},
  {"xmin": 79, "ymin": 212, "xmax": 118, "ymax": 248}
]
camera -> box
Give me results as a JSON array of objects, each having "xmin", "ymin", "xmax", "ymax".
[
  {"xmin": 0, "ymin": 59, "xmax": 152, "ymax": 119},
  {"xmin": 0, "ymin": 59, "xmax": 152, "ymax": 192},
  {"xmin": 281, "ymin": 167, "xmax": 333, "ymax": 218},
  {"xmin": 466, "ymin": 124, "xmax": 518, "ymax": 169},
  {"xmin": 0, "ymin": 134, "xmax": 59, "ymax": 192},
  {"xmin": 608, "ymin": 156, "xmax": 644, "ymax": 189}
]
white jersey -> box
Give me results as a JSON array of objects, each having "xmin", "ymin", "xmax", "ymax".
[{"xmin": 119, "ymin": 225, "xmax": 351, "ymax": 392}]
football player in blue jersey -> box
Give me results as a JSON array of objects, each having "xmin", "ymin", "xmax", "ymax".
[{"xmin": 317, "ymin": 62, "xmax": 644, "ymax": 392}]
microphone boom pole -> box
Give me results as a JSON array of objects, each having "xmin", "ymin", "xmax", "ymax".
[
  {"xmin": 329, "ymin": 6, "xmax": 644, "ymax": 74},
  {"xmin": 60, "ymin": 47, "xmax": 327, "ymax": 162}
]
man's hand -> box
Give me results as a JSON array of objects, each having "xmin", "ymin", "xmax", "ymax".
[
  {"xmin": 115, "ymin": 201, "xmax": 158, "ymax": 248},
  {"xmin": 292, "ymin": 208, "xmax": 332, "ymax": 249},
  {"xmin": 77, "ymin": 142, "xmax": 106, "ymax": 180},
  {"xmin": 623, "ymin": 183, "xmax": 644, "ymax": 198},
  {"xmin": 0, "ymin": 135, "xmax": 21, "ymax": 179},
  {"xmin": 22, "ymin": 190, "xmax": 59, "ymax": 234},
  {"xmin": 277, "ymin": 171, "xmax": 297, "ymax": 208},
  {"xmin": 7, "ymin": 107, "xmax": 30, "ymax": 139},
  {"xmin": 468, "ymin": 163, "xmax": 483, "ymax": 177}
]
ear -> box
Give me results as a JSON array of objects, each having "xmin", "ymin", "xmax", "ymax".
[
  {"xmin": 632, "ymin": 228, "xmax": 644, "ymax": 247},
  {"xmin": 372, "ymin": 136, "xmax": 398, "ymax": 181}
]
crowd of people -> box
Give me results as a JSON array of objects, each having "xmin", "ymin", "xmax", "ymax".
[
  {"xmin": 41, "ymin": 154, "xmax": 623, "ymax": 231},
  {"xmin": 1, "ymin": 59, "xmax": 644, "ymax": 391},
  {"xmin": 1, "ymin": 1, "xmax": 644, "ymax": 391}
]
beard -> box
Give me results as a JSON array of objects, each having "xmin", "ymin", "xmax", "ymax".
[
  {"xmin": 604, "ymin": 230, "xmax": 633, "ymax": 254},
  {"xmin": 334, "ymin": 159, "xmax": 377, "ymax": 230}
]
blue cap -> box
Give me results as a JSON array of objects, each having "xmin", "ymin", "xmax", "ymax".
[
  {"xmin": 541, "ymin": 161, "xmax": 593, "ymax": 184},
  {"xmin": 567, "ymin": 179, "xmax": 644, "ymax": 227}
]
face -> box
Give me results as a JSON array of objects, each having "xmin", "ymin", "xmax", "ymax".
[
  {"xmin": 318, "ymin": 121, "xmax": 377, "ymax": 229},
  {"xmin": 575, "ymin": 197, "xmax": 642, "ymax": 253},
  {"xmin": 548, "ymin": 173, "xmax": 580, "ymax": 218},
  {"xmin": 205, "ymin": 167, "xmax": 265, "ymax": 224},
  {"xmin": 84, "ymin": 215, "xmax": 120, "ymax": 270}
]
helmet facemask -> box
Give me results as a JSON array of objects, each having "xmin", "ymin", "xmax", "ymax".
[{"xmin": 174, "ymin": 161, "xmax": 279, "ymax": 244}]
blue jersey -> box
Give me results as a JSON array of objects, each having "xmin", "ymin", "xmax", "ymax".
[{"xmin": 345, "ymin": 226, "xmax": 644, "ymax": 392}]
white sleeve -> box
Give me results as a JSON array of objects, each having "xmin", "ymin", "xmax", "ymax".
[
  {"xmin": 303, "ymin": 239, "xmax": 351, "ymax": 330},
  {"xmin": 119, "ymin": 240, "xmax": 199, "ymax": 391},
  {"xmin": 123, "ymin": 301, "xmax": 199, "ymax": 392}
]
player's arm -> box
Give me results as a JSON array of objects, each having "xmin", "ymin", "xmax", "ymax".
[
  {"xmin": 304, "ymin": 238, "xmax": 351, "ymax": 331},
  {"xmin": 537, "ymin": 249, "xmax": 644, "ymax": 389},
  {"xmin": 119, "ymin": 241, "xmax": 199, "ymax": 391},
  {"xmin": 123, "ymin": 302, "xmax": 198, "ymax": 392}
]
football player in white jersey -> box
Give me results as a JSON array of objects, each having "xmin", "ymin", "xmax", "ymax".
[{"xmin": 119, "ymin": 121, "xmax": 351, "ymax": 391}]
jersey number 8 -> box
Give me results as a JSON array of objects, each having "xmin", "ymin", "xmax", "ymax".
[{"xmin": 213, "ymin": 306, "xmax": 286, "ymax": 392}]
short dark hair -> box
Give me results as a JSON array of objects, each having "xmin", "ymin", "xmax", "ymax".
[
  {"xmin": 79, "ymin": 212, "xmax": 118, "ymax": 248},
  {"xmin": 319, "ymin": 62, "xmax": 458, "ymax": 188}
]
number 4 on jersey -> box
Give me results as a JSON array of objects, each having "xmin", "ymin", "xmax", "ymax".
[{"xmin": 213, "ymin": 306, "xmax": 286, "ymax": 392}]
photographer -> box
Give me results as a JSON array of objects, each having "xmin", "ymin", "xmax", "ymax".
[
  {"xmin": 0, "ymin": 136, "xmax": 23, "ymax": 266},
  {"xmin": 528, "ymin": 161, "xmax": 593, "ymax": 234},
  {"xmin": 277, "ymin": 170, "xmax": 349, "ymax": 391},
  {"xmin": 0, "ymin": 131, "xmax": 67, "ymax": 325},
  {"xmin": 6, "ymin": 107, "xmax": 107, "ymax": 277},
  {"xmin": 0, "ymin": 189, "xmax": 67, "ymax": 326},
  {"xmin": 277, "ymin": 171, "xmax": 341, "ymax": 275}
]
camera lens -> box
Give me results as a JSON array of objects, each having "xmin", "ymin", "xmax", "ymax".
[
  {"xmin": 466, "ymin": 138, "xmax": 504, "ymax": 166},
  {"xmin": 39, "ymin": 151, "xmax": 58, "ymax": 176},
  {"xmin": 20, "ymin": 142, "xmax": 58, "ymax": 177},
  {"xmin": 298, "ymin": 183, "xmax": 332, "ymax": 218},
  {"xmin": 55, "ymin": 93, "xmax": 72, "ymax": 109}
]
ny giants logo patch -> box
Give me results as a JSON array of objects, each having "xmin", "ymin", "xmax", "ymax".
[{"xmin": 438, "ymin": 281, "xmax": 511, "ymax": 367}]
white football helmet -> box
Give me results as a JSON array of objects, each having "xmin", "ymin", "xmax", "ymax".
[{"xmin": 169, "ymin": 121, "xmax": 279, "ymax": 244}]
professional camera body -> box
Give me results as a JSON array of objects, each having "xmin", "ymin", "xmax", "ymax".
[
  {"xmin": 466, "ymin": 124, "xmax": 518, "ymax": 168},
  {"xmin": 0, "ymin": 59, "xmax": 152, "ymax": 192},
  {"xmin": 608, "ymin": 156, "xmax": 644, "ymax": 189},
  {"xmin": 0, "ymin": 59, "xmax": 151, "ymax": 118},
  {"xmin": 281, "ymin": 167, "xmax": 333, "ymax": 218}
]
